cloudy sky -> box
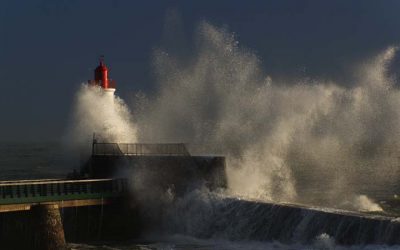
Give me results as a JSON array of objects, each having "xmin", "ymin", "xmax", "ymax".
[{"xmin": 1, "ymin": 0, "xmax": 400, "ymax": 142}]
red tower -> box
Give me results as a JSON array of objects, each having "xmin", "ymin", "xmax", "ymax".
[{"xmin": 88, "ymin": 56, "xmax": 116, "ymax": 90}]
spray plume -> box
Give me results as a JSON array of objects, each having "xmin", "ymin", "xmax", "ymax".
[
  {"xmin": 133, "ymin": 21, "xmax": 400, "ymax": 210},
  {"xmin": 66, "ymin": 84, "xmax": 137, "ymax": 148}
]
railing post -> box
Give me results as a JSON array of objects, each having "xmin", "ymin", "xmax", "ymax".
[{"xmin": 92, "ymin": 133, "xmax": 96, "ymax": 155}]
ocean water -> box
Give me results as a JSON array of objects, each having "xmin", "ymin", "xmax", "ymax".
[
  {"xmin": 1, "ymin": 142, "xmax": 400, "ymax": 250},
  {"xmin": 68, "ymin": 236, "xmax": 400, "ymax": 250},
  {"xmin": 0, "ymin": 142, "xmax": 73, "ymax": 180}
]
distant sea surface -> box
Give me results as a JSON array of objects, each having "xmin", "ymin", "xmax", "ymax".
[{"xmin": 0, "ymin": 142, "xmax": 73, "ymax": 180}]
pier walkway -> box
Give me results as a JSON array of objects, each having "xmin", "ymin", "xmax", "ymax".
[{"xmin": 0, "ymin": 178, "xmax": 128, "ymax": 212}]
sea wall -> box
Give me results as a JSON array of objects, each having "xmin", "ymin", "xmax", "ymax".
[{"xmin": 162, "ymin": 195, "xmax": 400, "ymax": 246}]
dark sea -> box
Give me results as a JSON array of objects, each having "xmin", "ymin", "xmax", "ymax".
[{"xmin": 1, "ymin": 142, "xmax": 400, "ymax": 250}]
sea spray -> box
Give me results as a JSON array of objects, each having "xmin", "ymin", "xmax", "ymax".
[
  {"xmin": 133, "ymin": 21, "xmax": 400, "ymax": 210},
  {"xmin": 65, "ymin": 84, "xmax": 137, "ymax": 149},
  {"xmin": 340, "ymin": 195, "xmax": 383, "ymax": 212}
]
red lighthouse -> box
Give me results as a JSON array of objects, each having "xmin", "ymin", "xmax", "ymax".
[{"xmin": 88, "ymin": 56, "xmax": 116, "ymax": 90}]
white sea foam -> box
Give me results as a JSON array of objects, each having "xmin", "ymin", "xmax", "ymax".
[{"xmin": 314, "ymin": 233, "xmax": 336, "ymax": 250}]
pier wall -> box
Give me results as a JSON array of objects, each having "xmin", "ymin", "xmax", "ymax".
[
  {"xmin": 87, "ymin": 155, "xmax": 227, "ymax": 195},
  {"xmin": 62, "ymin": 200, "xmax": 140, "ymax": 242},
  {"xmin": 0, "ymin": 200, "xmax": 140, "ymax": 249}
]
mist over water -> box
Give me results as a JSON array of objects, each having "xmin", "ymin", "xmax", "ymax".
[{"xmin": 132, "ymin": 22, "xmax": 400, "ymax": 210}]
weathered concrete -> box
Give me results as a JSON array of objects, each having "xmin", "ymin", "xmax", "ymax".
[{"xmin": 31, "ymin": 204, "xmax": 66, "ymax": 250}]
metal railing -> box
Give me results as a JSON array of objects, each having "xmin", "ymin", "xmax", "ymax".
[
  {"xmin": 0, "ymin": 178, "xmax": 128, "ymax": 204},
  {"xmin": 92, "ymin": 143, "xmax": 190, "ymax": 156}
]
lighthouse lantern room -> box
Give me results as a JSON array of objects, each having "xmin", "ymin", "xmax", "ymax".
[{"xmin": 88, "ymin": 56, "xmax": 116, "ymax": 94}]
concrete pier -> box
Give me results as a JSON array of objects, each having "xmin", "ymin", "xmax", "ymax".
[
  {"xmin": 31, "ymin": 204, "xmax": 66, "ymax": 250},
  {"xmin": 163, "ymin": 197, "xmax": 400, "ymax": 245}
]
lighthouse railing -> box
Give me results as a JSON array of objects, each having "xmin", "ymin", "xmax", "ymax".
[{"xmin": 92, "ymin": 143, "xmax": 190, "ymax": 156}]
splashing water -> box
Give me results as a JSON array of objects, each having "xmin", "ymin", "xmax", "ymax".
[
  {"xmin": 66, "ymin": 84, "xmax": 137, "ymax": 148},
  {"xmin": 313, "ymin": 233, "xmax": 335, "ymax": 250},
  {"xmin": 133, "ymin": 21, "xmax": 400, "ymax": 210},
  {"xmin": 340, "ymin": 195, "xmax": 383, "ymax": 212}
]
